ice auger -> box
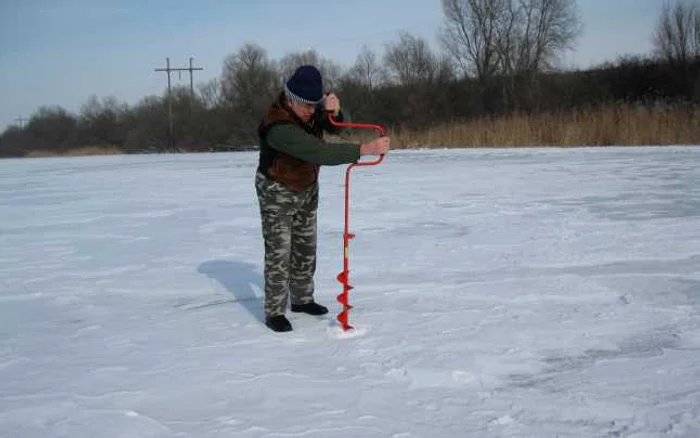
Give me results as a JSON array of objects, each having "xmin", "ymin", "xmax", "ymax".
[{"xmin": 327, "ymin": 114, "xmax": 386, "ymax": 331}]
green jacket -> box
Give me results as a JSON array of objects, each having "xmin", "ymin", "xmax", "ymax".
[
  {"xmin": 265, "ymin": 111, "xmax": 360, "ymax": 165},
  {"xmin": 257, "ymin": 93, "xmax": 360, "ymax": 191}
]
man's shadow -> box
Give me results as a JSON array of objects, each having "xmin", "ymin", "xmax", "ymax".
[{"xmin": 197, "ymin": 260, "xmax": 265, "ymax": 323}]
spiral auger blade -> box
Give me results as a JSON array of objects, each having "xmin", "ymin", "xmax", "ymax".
[
  {"xmin": 336, "ymin": 274, "xmax": 354, "ymax": 330},
  {"xmin": 336, "ymin": 299, "xmax": 353, "ymax": 331},
  {"xmin": 336, "ymin": 232, "xmax": 355, "ymax": 331}
]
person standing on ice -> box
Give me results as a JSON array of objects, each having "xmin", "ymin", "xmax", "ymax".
[{"xmin": 255, "ymin": 65, "xmax": 390, "ymax": 332}]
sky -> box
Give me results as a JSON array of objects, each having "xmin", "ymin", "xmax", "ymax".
[{"xmin": 0, "ymin": 0, "xmax": 664, "ymax": 132}]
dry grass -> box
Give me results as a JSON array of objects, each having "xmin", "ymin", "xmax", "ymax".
[
  {"xmin": 19, "ymin": 106, "xmax": 700, "ymax": 158},
  {"xmin": 26, "ymin": 146, "xmax": 123, "ymax": 158},
  {"xmin": 387, "ymin": 105, "xmax": 700, "ymax": 149}
]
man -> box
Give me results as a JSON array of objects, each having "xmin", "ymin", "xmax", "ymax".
[{"xmin": 256, "ymin": 65, "xmax": 390, "ymax": 332}]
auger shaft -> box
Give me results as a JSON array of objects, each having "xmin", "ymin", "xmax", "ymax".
[{"xmin": 328, "ymin": 115, "xmax": 385, "ymax": 331}]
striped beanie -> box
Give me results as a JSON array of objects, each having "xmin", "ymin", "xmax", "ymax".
[{"xmin": 284, "ymin": 65, "xmax": 323, "ymax": 105}]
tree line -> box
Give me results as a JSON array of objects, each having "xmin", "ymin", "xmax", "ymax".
[{"xmin": 2, "ymin": 0, "xmax": 700, "ymax": 157}]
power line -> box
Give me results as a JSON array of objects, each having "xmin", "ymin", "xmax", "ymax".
[
  {"xmin": 154, "ymin": 57, "xmax": 203, "ymax": 148},
  {"xmin": 14, "ymin": 116, "xmax": 27, "ymax": 129}
]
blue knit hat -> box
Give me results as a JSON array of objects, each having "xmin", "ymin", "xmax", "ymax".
[{"xmin": 285, "ymin": 65, "xmax": 323, "ymax": 105}]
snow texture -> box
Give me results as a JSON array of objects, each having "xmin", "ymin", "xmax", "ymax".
[{"xmin": 1, "ymin": 147, "xmax": 699, "ymax": 438}]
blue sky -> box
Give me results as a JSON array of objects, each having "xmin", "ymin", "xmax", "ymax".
[{"xmin": 0, "ymin": 0, "xmax": 663, "ymax": 132}]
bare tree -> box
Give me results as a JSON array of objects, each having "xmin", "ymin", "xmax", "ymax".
[
  {"xmin": 349, "ymin": 45, "xmax": 385, "ymax": 90},
  {"xmin": 440, "ymin": 0, "xmax": 506, "ymax": 80},
  {"xmin": 499, "ymin": 0, "xmax": 581, "ymax": 75},
  {"xmin": 434, "ymin": 54, "xmax": 457, "ymax": 84},
  {"xmin": 654, "ymin": 0, "xmax": 700, "ymax": 64},
  {"xmin": 695, "ymin": 6, "xmax": 700, "ymax": 54},
  {"xmin": 198, "ymin": 78, "xmax": 223, "ymax": 109},
  {"xmin": 278, "ymin": 49, "xmax": 319, "ymax": 82},
  {"xmin": 440, "ymin": 0, "xmax": 580, "ymax": 79},
  {"xmin": 383, "ymin": 31, "xmax": 439, "ymax": 85},
  {"xmin": 221, "ymin": 43, "xmax": 279, "ymax": 144},
  {"xmin": 26, "ymin": 106, "xmax": 79, "ymax": 151},
  {"xmin": 79, "ymin": 95, "xmax": 127, "ymax": 145},
  {"xmin": 0, "ymin": 125, "xmax": 27, "ymax": 157},
  {"xmin": 277, "ymin": 49, "xmax": 344, "ymax": 91},
  {"xmin": 222, "ymin": 43, "xmax": 279, "ymax": 111}
]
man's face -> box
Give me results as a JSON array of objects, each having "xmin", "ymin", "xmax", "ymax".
[{"xmin": 289, "ymin": 100, "xmax": 316, "ymax": 123}]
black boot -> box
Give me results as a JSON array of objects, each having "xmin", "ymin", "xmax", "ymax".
[
  {"xmin": 291, "ymin": 301, "xmax": 329, "ymax": 316},
  {"xmin": 265, "ymin": 315, "xmax": 292, "ymax": 332}
]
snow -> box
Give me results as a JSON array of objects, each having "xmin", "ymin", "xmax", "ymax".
[{"xmin": 1, "ymin": 146, "xmax": 699, "ymax": 438}]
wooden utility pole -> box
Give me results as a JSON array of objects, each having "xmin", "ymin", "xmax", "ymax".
[
  {"xmin": 186, "ymin": 58, "xmax": 202, "ymax": 98},
  {"xmin": 14, "ymin": 116, "xmax": 27, "ymax": 129},
  {"xmin": 154, "ymin": 57, "xmax": 203, "ymax": 148}
]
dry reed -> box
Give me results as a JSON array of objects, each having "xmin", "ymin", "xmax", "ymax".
[
  {"xmin": 388, "ymin": 105, "xmax": 700, "ymax": 149},
  {"xmin": 26, "ymin": 145, "xmax": 123, "ymax": 157},
  {"xmin": 21, "ymin": 105, "xmax": 700, "ymax": 157}
]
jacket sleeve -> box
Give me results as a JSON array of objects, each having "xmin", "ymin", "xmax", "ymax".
[{"xmin": 266, "ymin": 124, "xmax": 361, "ymax": 165}]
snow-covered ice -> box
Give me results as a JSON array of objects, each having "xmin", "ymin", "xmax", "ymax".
[{"xmin": 1, "ymin": 146, "xmax": 699, "ymax": 437}]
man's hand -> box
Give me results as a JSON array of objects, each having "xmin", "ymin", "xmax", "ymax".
[
  {"xmin": 324, "ymin": 93, "xmax": 341, "ymax": 117},
  {"xmin": 360, "ymin": 136, "xmax": 390, "ymax": 156}
]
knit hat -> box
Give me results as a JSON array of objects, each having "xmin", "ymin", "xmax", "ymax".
[{"xmin": 284, "ymin": 65, "xmax": 323, "ymax": 105}]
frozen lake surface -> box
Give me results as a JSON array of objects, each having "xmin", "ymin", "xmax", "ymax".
[{"xmin": 1, "ymin": 146, "xmax": 699, "ymax": 437}]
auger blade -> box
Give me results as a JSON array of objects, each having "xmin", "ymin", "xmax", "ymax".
[
  {"xmin": 337, "ymin": 293, "xmax": 348, "ymax": 306},
  {"xmin": 337, "ymin": 310, "xmax": 354, "ymax": 331}
]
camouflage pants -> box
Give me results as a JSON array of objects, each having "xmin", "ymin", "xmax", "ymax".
[{"xmin": 255, "ymin": 171, "xmax": 318, "ymax": 317}]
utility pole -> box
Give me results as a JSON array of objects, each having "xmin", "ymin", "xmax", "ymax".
[
  {"xmin": 15, "ymin": 116, "xmax": 26, "ymax": 129},
  {"xmin": 155, "ymin": 57, "xmax": 174, "ymax": 148},
  {"xmin": 154, "ymin": 57, "xmax": 203, "ymax": 148},
  {"xmin": 187, "ymin": 58, "xmax": 202, "ymax": 98}
]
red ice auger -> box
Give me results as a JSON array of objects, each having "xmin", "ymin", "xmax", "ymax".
[{"xmin": 328, "ymin": 114, "xmax": 386, "ymax": 331}]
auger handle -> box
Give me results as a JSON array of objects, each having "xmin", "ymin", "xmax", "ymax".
[{"xmin": 327, "ymin": 114, "xmax": 385, "ymax": 165}]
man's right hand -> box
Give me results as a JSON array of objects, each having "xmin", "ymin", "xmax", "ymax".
[{"xmin": 360, "ymin": 136, "xmax": 391, "ymax": 156}]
